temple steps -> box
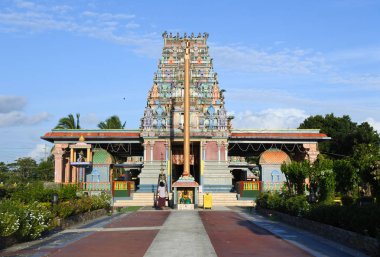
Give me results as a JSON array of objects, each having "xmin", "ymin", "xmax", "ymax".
[
  {"xmin": 113, "ymin": 192, "xmax": 254, "ymax": 207},
  {"xmin": 199, "ymin": 193, "xmax": 254, "ymax": 207}
]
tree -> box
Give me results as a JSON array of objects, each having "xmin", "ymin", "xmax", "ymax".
[
  {"xmin": 55, "ymin": 113, "xmax": 81, "ymax": 129},
  {"xmin": 0, "ymin": 162, "xmax": 9, "ymax": 173},
  {"xmin": 333, "ymin": 159, "xmax": 359, "ymax": 197},
  {"xmin": 299, "ymin": 114, "xmax": 380, "ymax": 158},
  {"xmin": 311, "ymin": 156, "xmax": 335, "ymax": 202},
  {"xmin": 281, "ymin": 160, "xmax": 310, "ymax": 195},
  {"xmin": 35, "ymin": 156, "xmax": 54, "ymax": 181},
  {"xmin": 98, "ymin": 115, "xmax": 126, "ymax": 129},
  {"xmin": 13, "ymin": 157, "xmax": 38, "ymax": 180},
  {"xmin": 351, "ymin": 143, "xmax": 380, "ymax": 197}
]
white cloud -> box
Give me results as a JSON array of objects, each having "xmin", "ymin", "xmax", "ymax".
[
  {"xmin": 366, "ymin": 117, "xmax": 380, "ymax": 133},
  {"xmin": 15, "ymin": 0, "xmax": 38, "ymax": 10},
  {"xmin": 329, "ymin": 74, "xmax": 380, "ymax": 90},
  {"xmin": 328, "ymin": 46, "xmax": 380, "ymax": 63},
  {"xmin": 232, "ymin": 108, "xmax": 308, "ymax": 129},
  {"xmin": 0, "ymin": 1, "xmax": 159, "ymax": 57},
  {"xmin": 81, "ymin": 11, "xmax": 135, "ymax": 20},
  {"xmin": 0, "ymin": 95, "xmax": 27, "ymax": 113},
  {"xmin": 0, "ymin": 111, "xmax": 50, "ymax": 127},
  {"xmin": 28, "ymin": 143, "xmax": 51, "ymax": 161},
  {"xmin": 210, "ymin": 44, "xmax": 329, "ymax": 75}
]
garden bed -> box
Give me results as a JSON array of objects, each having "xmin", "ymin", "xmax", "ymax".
[{"xmin": 0, "ymin": 208, "xmax": 108, "ymax": 250}]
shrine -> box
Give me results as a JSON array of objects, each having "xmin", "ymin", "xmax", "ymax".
[{"xmin": 42, "ymin": 32, "xmax": 329, "ymax": 207}]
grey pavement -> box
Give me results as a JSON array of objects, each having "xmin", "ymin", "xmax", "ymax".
[
  {"xmin": 144, "ymin": 211, "xmax": 217, "ymax": 257},
  {"xmin": 237, "ymin": 209, "xmax": 369, "ymax": 257}
]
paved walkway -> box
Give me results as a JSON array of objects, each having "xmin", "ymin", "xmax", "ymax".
[
  {"xmin": 144, "ymin": 211, "xmax": 217, "ymax": 257},
  {"xmin": 0, "ymin": 207, "xmax": 369, "ymax": 257}
]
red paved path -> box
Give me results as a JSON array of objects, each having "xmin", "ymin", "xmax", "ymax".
[
  {"xmin": 1, "ymin": 211, "xmax": 170, "ymax": 257},
  {"xmin": 106, "ymin": 211, "xmax": 169, "ymax": 228},
  {"xmin": 48, "ymin": 230, "xmax": 157, "ymax": 257},
  {"xmin": 200, "ymin": 211, "xmax": 312, "ymax": 257}
]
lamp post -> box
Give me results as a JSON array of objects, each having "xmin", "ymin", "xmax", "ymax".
[{"xmin": 52, "ymin": 193, "xmax": 59, "ymax": 206}]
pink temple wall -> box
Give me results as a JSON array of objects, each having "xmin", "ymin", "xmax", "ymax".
[
  {"xmin": 146, "ymin": 143, "xmax": 151, "ymax": 161},
  {"xmin": 220, "ymin": 144, "xmax": 225, "ymax": 161},
  {"xmin": 153, "ymin": 141, "xmax": 166, "ymax": 161},
  {"xmin": 205, "ymin": 141, "xmax": 218, "ymax": 161}
]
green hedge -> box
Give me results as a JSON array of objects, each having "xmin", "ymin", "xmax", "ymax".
[
  {"xmin": 257, "ymin": 192, "xmax": 380, "ymax": 238},
  {"xmin": 256, "ymin": 192, "xmax": 310, "ymax": 216},
  {"xmin": 0, "ymin": 194, "xmax": 111, "ymax": 240}
]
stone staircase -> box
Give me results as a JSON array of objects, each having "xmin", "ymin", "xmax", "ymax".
[
  {"xmin": 199, "ymin": 193, "xmax": 254, "ymax": 207},
  {"xmin": 113, "ymin": 193, "xmax": 155, "ymax": 207},
  {"xmin": 113, "ymin": 192, "xmax": 254, "ymax": 207}
]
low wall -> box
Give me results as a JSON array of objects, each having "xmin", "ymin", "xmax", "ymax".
[
  {"xmin": 0, "ymin": 209, "xmax": 108, "ymax": 250},
  {"xmin": 257, "ymin": 207, "xmax": 379, "ymax": 256}
]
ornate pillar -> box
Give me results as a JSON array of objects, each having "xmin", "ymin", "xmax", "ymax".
[
  {"xmin": 143, "ymin": 142, "xmax": 148, "ymax": 161},
  {"xmin": 202, "ymin": 141, "xmax": 207, "ymax": 161},
  {"xmin": 52, "ymin": 144, "xmax": 68, "ymax": 183},
  {"xmin": 71, "ymin": 167, "xmax": 76, "ymax": 183},
  {"xmin": 303, "ymin": 143, "xmax": 319, "ymax": 163},
  {"xmin": 224, "ymin": 142, "xmax": 229, "ymax": 162},
  {"xmin": 150, "ymin": 141, "xmax": 154, "ymax": 161}
]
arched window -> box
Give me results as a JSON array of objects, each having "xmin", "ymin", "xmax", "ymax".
[{"xmin": 271, "ymin": 170, "xmax": 280, "ymax": 182}]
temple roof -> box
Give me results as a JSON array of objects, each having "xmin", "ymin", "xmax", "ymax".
[
  {"xmin": 41, "ymin": 129, "xmax": 329, "ymax": 143},
  {"xmin": 41, "ymin": 130, "xmax": 141, "ymax": 143},
  {"xmin": 230, "ymin": 129, "xmax": 329, "ymax": 141}
]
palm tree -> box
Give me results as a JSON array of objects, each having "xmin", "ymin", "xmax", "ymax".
[
  {"xmin": 55, "ymin": 113, "xmax": 81, "ymax": 129},
  {"xmin": 98, "ymin": 115, "xmax": 126, "ymax": 129}
]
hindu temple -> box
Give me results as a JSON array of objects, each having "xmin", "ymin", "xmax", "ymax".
[{"xmin": 42, "ymin": 32, "xmax": 329, "ymax": 208}]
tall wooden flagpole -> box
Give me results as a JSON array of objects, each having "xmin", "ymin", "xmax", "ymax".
[{"xmin": 183, "ymin": 40, "xmax": 191, "ymax": 177}]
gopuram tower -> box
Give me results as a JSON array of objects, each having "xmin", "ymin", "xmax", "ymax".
[{"xmin": 139, "ymin": 32, "xmax": 233, "ymax": 193}]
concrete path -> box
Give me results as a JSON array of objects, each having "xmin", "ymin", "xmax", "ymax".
[{"xmin": 144, "ymin": 211, "xmax": 217, "ymax": 257}]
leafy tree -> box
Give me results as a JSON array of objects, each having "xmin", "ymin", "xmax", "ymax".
[
  {"xmin": 35, "ymin": 156, "xmax": 54, "ymax": 181},
  {"xmin": 14, "ymin": 157, "xmax": 38, "ymax": 180},
  {"xmin": 299, "ymin": 114, "xmax": 356, "ymax": 157},
  {"xmin": 281, "ymin": 160, "xmax": 310, "ymax": 195},
  {"xmin": 333, "ymin": 159, "xmax": 359, "ymax": 197},
  {"xmin": 0, "ymin": 162, "xmax": 9, "ymax": 173},
  {"xmin": 55, "ymin": 113, "xmax": 81, "ymax": 129},
  {"xmin": 98, "ymin": 115, "xmax": 126, "ymax": 129},
  {"xmin": 312, "ymin": 157, "xmax": 335, "ymax": 202},
  {"xmin": 351, "ymin": 144, "xmax": 380, "ymax": 198}
]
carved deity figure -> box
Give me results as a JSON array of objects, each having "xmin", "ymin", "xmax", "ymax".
[
  {"xmin": 212, "ymin": 84, "xmax": 219, "ymax": 104},
  {"xmin": 143, "ymin": 107, "xmax": 153, "ymax": 129},
  {"xmin": 151, "ymin": 83, "xmax": 159, "ymax": 98}
]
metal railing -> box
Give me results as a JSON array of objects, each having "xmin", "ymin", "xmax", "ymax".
[{"xmin": 236, "ymin": 181, "xmax": 285, "ymax": 196}]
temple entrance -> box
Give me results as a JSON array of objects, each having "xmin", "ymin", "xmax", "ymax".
[{"xmin": 171, "ymin": 141, "xmax": 200, "ymax": 185}]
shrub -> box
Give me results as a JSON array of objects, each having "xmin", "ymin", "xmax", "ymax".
[
  {"xmin": 284, "ymin": 195, "xmax": 310, "ymax": 216},
  {"xmin": 10, "ymin": 182, "xmax": 55, "ymax": 203},
  {"xmin": 53, "ymin": 201, "xmax": 75, "ymax": 218},
  {"xmin": 0, "ymin": 212, "xmax": 20, "ymax": 237},
  {"xmin": 0, "ymin": 199, "xmax": 53, "ymax": 240},
  {"xmin": 52, "ymin": 194, "xmax": 111, "ymax": 218},
  {"xmin": 58, "ymin": 184, "xmax": 78, "ymax": 201}
]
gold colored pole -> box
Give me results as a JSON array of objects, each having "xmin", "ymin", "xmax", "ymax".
[{"xmin": 183, "ymin": 40, "xmax": 190, "ymax": 177}]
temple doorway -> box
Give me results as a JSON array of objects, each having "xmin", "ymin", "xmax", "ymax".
[{"xmin": 171, "ymin": 141, "xmax": 200, "ymax": 185}]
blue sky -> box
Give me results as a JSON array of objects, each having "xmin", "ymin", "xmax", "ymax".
[{"xmin": 0, "ymin": 0, "xmax": 379, "ymax": 163}]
